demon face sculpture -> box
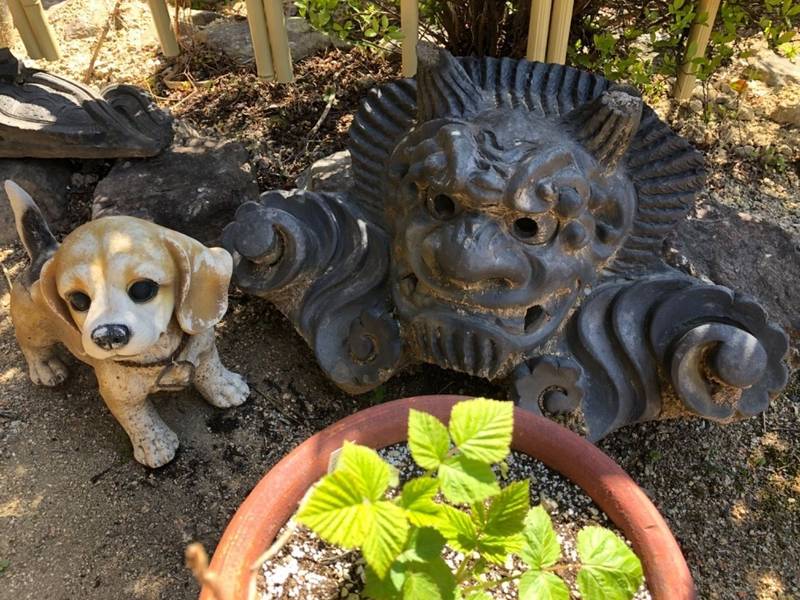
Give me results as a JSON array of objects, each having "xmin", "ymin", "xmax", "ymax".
[
  {"xmin": 223, "ymin": 47, "xmax": 789, "ymax": 440},
  {"xmin": 385, "ymin": 83, "xmax": 641, "ymax": 380}
]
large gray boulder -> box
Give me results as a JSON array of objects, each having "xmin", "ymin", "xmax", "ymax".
[
  {"xmin": 92, "ymin": 138, "xmax": 259, "ymax": 245},
  {"xmin": 0, "ymin": 159, "xmax": 71, "ymax": 244},
  {"xmin": 197, "ymin": 16, "xmax": 340, "ymax": 65},
  {"xmin": 296, "ymin": 149, "xmax": 352, "ymax": 192}
]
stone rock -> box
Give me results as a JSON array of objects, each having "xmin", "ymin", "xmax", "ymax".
[
  {"xmin": 749, "ymin": 48, "xmax": 800, "ymax": 87},
  {"xmin": 667, "ymin": 200, "xmax": 800, "ymax": 347},
  {"xmin": 92, "ymin": 138, "xmax": 259, "ymax": 244},
  {"xmin": 0, "ymin": 159, "xmax": 72, "ymax": 244},
  {"xmin": 47, "ymin": 0, "xmax": 105, "ymax": 39},
  {"xmin": 189, "ymin": 9, "xmax": 221, "ymax": 27},
  {"xmin": 286, "ymin": 16, "xmax": 343, "ymax": 59},
  {"xmin": 770, "ymin": 102, "xmax": 800, "ymax": 127},
  {"xmin": 296, "ymin": 150, "xmax": 352, "ymax": 193},
  {"xmin": 197, "ymin": 16, "xmax": 338, "ymax": 65},
  {"xmin": 737, "ymin": 104, "xmax": 754, "ymax": 121}
]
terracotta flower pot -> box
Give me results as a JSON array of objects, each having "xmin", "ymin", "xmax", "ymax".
[{"xmin": 201, "ymin": 395, "xmax": 695, "ymax": 600}]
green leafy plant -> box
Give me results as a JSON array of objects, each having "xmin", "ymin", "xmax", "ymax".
[{"xmin": 296, "ymin": 398, "xmax": 643, "ymax": 599}]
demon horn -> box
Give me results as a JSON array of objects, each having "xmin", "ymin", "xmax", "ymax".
[
  {"xmin": 562, "ymin": 85, "xmax": 643, "ymax": 173},
  {"xmin": 415, "ymin": 44, "xmax": 488, "ymax": 122}
]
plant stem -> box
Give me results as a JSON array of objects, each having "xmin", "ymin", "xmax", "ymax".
[{"xmin": 453, "ymin": 556, "xmax": 470, "ymax": 583}]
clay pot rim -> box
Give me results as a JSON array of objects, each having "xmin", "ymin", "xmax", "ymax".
[{"xmin": 201, "ymin": 395, "xmax": 695, "ymax": 600}]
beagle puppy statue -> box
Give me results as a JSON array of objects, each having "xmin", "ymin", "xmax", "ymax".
[{"xmin": 4, "ymin": 180, "xmax": 249, "ymax": 468}]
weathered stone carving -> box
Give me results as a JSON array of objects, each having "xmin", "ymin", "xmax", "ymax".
[
  {"xmin": 223, "ymin": 46, "xmax": 790, "ymax": 438},
  {"xmin": 0, "ymin": 49, "xmax": 172, "ymax": 158}
]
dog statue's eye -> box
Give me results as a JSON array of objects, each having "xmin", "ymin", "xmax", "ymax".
[
  {"xmin": 128, "ymin": 280, "xmax": 159, "ymax": 303},
  {"xmin": 512, "ymin": 214, "xmax": 558, "ymax": 245},
  {"xmin": 427, "ymin": 193, "xmax": 458, "ymax": 220},
  {"xmin": 68, "ymin": 292, "xmax": 91, "ymax": 312}
]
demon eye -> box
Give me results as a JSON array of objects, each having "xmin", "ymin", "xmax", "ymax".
[
  {"xmin": 427, "ymin": 193, "xmax": 458, "ymax": 220},
  {"xmin": 68, "ymin": 291, "xmax": 91, "ymax": 312},
  {"xmin": 128, "ymin": 280, "xmax": 159, "ymax": 303},
  {"xmin": 512, "ymin": 214, "xmax": 558, "ymax": 245}
]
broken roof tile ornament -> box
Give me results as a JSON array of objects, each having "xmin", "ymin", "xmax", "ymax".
[
  {"xmin": 0, "ymin": 49, "xmax": 172, "ymax": 159},
  {"xmin": 223, "ymin": 45, "xmax": 789, "ymax": 440}
]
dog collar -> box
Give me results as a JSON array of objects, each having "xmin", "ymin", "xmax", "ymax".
[{"xmin": 114, "ymin": 334, "xmax": 196, "ymax": 391}]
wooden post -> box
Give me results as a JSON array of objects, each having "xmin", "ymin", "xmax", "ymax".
[
  {"xmin": 19, "ymin": 0, "xmax": 61, "ymax": 61},
  {"xmin": 7, "ymin": 0, "xmax": 44, "ymax": 59},
  {"xmin": 400, "ymin": 0, "xmax": 418, "ymax": 77},
  {"xmin": 263, "ymin": 0, "xmax": 293, "ymax": 83},
  {"xmin": 545, "ymin": 0, "xmax": 573, "ymax": 64},
  {"xmin": 146, "ymin": 0, "xmax": 180, "ymax": 58},
  {"xmin": 527, "ymin": 0, "xmax": 553, "ymax": 62},
  {"xmin": 673, "ymin": 0, "xmax": 721, "ymax": 100},
  {"xmin": 244, "ymin": 0, "xmax": 275, "ymax": 79}
]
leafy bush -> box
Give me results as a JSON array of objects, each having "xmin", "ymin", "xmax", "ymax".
[
  {"xmin": 296, "ymin": 398, "xmax": 644, "ymax": 599},
  {"xmin": 296, "ymin": 0, "xmax": 800, "ymax": 95},
  {"xmin": 569, "ymin": 1, "xmax": 800, "ymax": 96}
]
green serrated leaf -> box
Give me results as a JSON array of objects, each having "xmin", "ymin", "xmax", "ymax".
[
  {"xmin": 576, "ymin": 526, "xmax": 644, "ymax": 600},
  {"xmin": 403, "ymin": 571, "xmax": 442, "ymax": 599},
  {"xmin": 449, "ymin": 398, "xmax": 513, "ymax": 463},
  {"xmin": 336, "ymin": 442, "xmax": 395, "ymax": 501},
  {"xmin": 518, "ymin": 569, "xmax": 570, "ymax": 600},
  {"xmin": 484, "ymin": 481, "xmax": 529, "ymax": 537},
  {"xmin": 364, "ymin": 564, "xmax": 404, "ymax": 600},
  {"xmin": 438, "ymin": 455, "xmax": 499, "ymax": 504},
  {"xmin": 520, "ymin": 506, "xmax": 561, "ymax": 569},
  {"xmin": 476, "ymin": 533, "xmax": 524, "ymax": 565},
  {"xmin": 296, "ymin": 471, "xmax": 372, "ymax": 547},
  {"xmin": 362, "ymin": 501, "xmax": 410, "ymax": 579},
  {"xmin": 405, "ymin": 527, "xmax": 446, "ymax": 561},
  {"xmin": 438, "ymin": 504, "xmax": 479, "ymax": 553},
  {"xmin": 408, "ymin": 409, "xmax": 451, "ymax": 470},
  {"xmin": 398, "ymin": 477, "xmax": 442, "ymax": 527}
]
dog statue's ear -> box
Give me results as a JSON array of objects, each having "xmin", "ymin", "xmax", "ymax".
[
  {"xmin": 36, "ymin": 256, "xmax": 81, "ymax": 336},
  {"xmin": 164, "ymin": 233, "xmax": 233, "ymax": 335}
]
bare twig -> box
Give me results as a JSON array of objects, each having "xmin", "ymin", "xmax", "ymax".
[
  {"xmin": 185, "ymin": 543, "xmax": 230, "ymax": 600},
  {"xmin": 0, "ymin": 258, "xmax": 14, "ymax": 292},
  {"xmin": 307, "ymin": 92, "xmax": 336, "ymax": 139},
  {"xmin": 249, "ymin": 485, "xmax": 317, "ymax": 571},
  {"xmin": 83, "ymin": 0, "xmax": 125, "ymax": 84},
  {"xmin": 249, "ymin": 520, "xmax": 298, "ymax": 571}
]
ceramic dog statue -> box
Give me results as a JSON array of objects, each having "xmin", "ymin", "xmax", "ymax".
[{"xmin": 5, "ymin": 180, "xmax": 249, "ymax": 468}]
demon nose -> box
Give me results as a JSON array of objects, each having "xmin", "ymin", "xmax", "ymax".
[
  {"xmin": 91, "ymin": 324, "xmax": 131, "ymax": 350},
  {"xmin": 426, "ymin": 216, "xmax": 529, "ymax": 289}
]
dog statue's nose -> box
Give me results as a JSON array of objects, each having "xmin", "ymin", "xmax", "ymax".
[{"xmin": 91, "ymin": 324, "xmax": 131, "ymax": 350}]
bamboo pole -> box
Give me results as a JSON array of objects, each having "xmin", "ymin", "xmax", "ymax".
[
  {"xmin": 263, "ymin": 0, "xmax": 293, "ymax": 83},
  {"xmin": 526, "ymin": 0, "xmax": 552, "ymax": 62},
  {"xmin": 545, "ymin": 0, "xmax": 573, "ymax": 64},
  {"xmin": 400, "ymin": 0, "xmax": 418, "ymax": 77},
  {"xmin": 244, "ymin": 0, "xmax": 275, "ymax": 79},
  {"xmin": 673, "ymin": 0, "xmax": 721, "ymax": 100},
  {"xmin": 7, "ymin": 0, "xmax": 43, "ymax": 59},
  {"xmin": 1, "ymin": 1, "xmax": 15, "ymax": 49},
  {"xmin": 146, "ymin": 0, "xmax": 180, "ymax": 58},
  {"xmin": 19, "ymin": 0, "xmax": 60, "ymax": 60}
]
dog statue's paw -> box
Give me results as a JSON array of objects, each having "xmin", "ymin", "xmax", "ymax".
[
  {"xmin": 132, "ymin": 428, "xmax": 179, "ymax": 468},
  {"xmin": 29, "ymin": 356, "xmax": 69, "ymax": 387},
  {"xmin": 204, "ymin": 369, "xmax": 250, "ymax": 409}
]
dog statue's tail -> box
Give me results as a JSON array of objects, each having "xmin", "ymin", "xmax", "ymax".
[{"xmin": 4, "ymin": 180, "xmax": 59, "ymax": 267}]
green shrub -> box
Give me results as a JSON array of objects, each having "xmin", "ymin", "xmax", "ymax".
[
  {"xmin": 296, "ymin": 398, "xmax": 644, "ymax": 600},
  {"xmin": 296, "ymin": 0, "xmax": 800, "ymax": 95}
]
